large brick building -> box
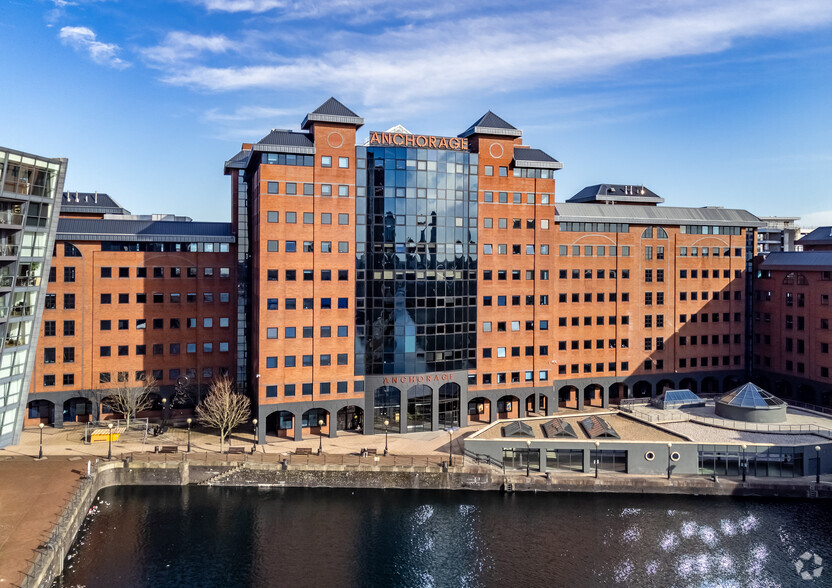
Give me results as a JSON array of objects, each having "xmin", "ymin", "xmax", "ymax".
[
  {"xmin": 25, "ymin": 192, "xmax": 235, "ymax": 427},
  {"xmin": 225, "ymin": 99, "xmax": 762, "ymax": 442},
  {"xmin": 29, "ymin": 99, "xmax": 825, "ymax": 446},
  {"xmin": 753, "ymin": 227, "xmax": 832, "ymax": 406}
]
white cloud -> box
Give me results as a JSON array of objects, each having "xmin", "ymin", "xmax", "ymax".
[
  {"xmin": 59, "ymin": 26, "xmax": 130, "ymax": 69},
  {"xmin": 204, "ymin": 105, "xmax": 295, "ymax": 122},
  {"xmin": 193, "ymin": 0, "xmax": 286, "ymax": 13},
  {"xmin": 161, "ymin": 0, "xmax": 832, "ymax": 109},
  {"xmin": 797, "ymin": 210, "xmax": 832, "ymax": 229},
  {"xmin": 141, "ymin": 32, "xmax": 237, "ymax": 66}
]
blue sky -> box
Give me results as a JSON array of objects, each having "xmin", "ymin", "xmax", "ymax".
[{"xmin": 3, "ymin": 0, "xmax": 832, "ymax": 225}]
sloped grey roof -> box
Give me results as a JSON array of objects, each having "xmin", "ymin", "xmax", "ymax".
[
  {"xmin": 61, "ymin": 192, "xmax": 128, "ymax": 214},
  {"xmin": 797, "ymin": 226, "xmax": 832, "ymax": 245},
  {"xmin": 569, "ymin": 184, "xmax": 663, "ymax": 204},
  {"xmin": 759, "ymin": 251, "xmax": 832, "ymax": 270},
  {"xmin": 301, "ymin": 97, "xmax": 364, "ymax": 129},
  {"xmin": 554, "ymin": 202, "xmax": 762, "ymax": 227},
  {"xmin": 459, "ymin": 111, "xmax": 522, "ymax": 138},
  {"xmin": 513, "ymin": 147, "xmax": 562, "ymax": 170},
  {"xmin": 57, "ymin": 218, "xmax": 234, "ymax": 243},
  {"xmin": 224, "ymin": 149, "xmax": 250, "ymax": 171},
  {"xmin": 251, "ymin": 129, "xmax": 315, "ymax": 155}
]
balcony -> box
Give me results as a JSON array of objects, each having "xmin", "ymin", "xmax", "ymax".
[
  {"xmin": 0, "ymin": 275, "xmax": 14, "ymax": 289},
  {"xmin": 15, "ymin": 276, "xmax": 40, "ymax": 288},
  {"xmin": 0, "ymin": 212, "xmax": 24, "ymax": 227},
  {"xmin": 0, "ymin": 245, "xmax": 20, "ymax": 258}
]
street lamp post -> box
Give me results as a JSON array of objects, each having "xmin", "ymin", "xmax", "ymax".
[
  {"xmin": 161, "ymin": 397, "xmax": 168, "ymax": 432},
  {"xmin": 741, "ymin": 444, "xmax": 747, "ymax": 482},
  {"xmin": 38, "ymin": 422, "xmax": 44, "ymax": 459},
  {"xmin": 107, "ymin": 423, "xmax": 113, "ymax": 460},
  {"xmin": 384, "ymin": 419, "xmax": 390, "ymax": 456},
  {"xmin": 252, "ymin": 418, "xmax": 258, "ymax": 453},
  {"xmin": 525, "ymin": 440, "xmax": 532, "ymax": 477},
  {"xmin": 667, "ymin": 442, "xmax": 673, "ymax": 480},
  {"xmin": 816, "ymin": 445, "xmax": 822, "ymax": 484},
  {"xmin": 186, "ymin": 418, "xmax": 192, "ymax": 452},
  {"xmin": 446, "ymin": 429, "xmax": 453, "ymax": 467},
  {"xmin": 594, "ymin": 441, "xmax": 600, "ymax": 479},
  {"xmin": 318, "ymin": 419, "xmax": 324, "ymax": 455}
]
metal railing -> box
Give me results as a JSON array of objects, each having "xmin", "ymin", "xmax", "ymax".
[
  {"xmin": 786, "ymin": 399, "xmax": 832, "ymax": 417},
  {"xmin": 463, "ymin": 450, "xmax": 505, "ymax": 472},
  {"xmin": 0, "ymin": 244, "xmax": 20, "ymax": 257},
  {"xmin": 0, "ymin": 212, "xmax": 24, "ymax": 226},
  {"xmin": 0, "ymin": 275, "xmax": 14, "ymax": 288},
  {"xmin": 21, "ymin": 461, "xmax": 102, "ymax": 587},
  {"xmin": 15, "ymin": 276, "xmax": 40, "ymax": 287}
]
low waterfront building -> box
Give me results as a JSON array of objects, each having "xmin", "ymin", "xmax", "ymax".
[{"xmin": 0, "ymin": 147, "xmax": 66, "ymax": 448}]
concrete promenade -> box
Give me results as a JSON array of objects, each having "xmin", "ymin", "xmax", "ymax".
[{"xmin": 1, "ymin": 422, "xmax": 830, "ymax": 587}]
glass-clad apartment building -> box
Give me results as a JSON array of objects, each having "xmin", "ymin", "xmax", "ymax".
[{"xmin": 0, "ymin": 147, "xmax": 66, "ymax": 447}]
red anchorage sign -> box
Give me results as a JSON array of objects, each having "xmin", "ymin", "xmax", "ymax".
[
  {"xmin": 368, "ymin": 131, "xmax": 468, "ymax": 151},
  {"xmin": 382, "ymin": 373, "xmax": 454, "ymax": 385}
]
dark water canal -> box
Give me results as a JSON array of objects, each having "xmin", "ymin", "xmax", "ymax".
[{"xmin": 58, "ymin": 486, "xmax": 832, "ymax": 587}]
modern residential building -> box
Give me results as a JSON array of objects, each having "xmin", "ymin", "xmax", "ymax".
[
  {"xmin": 752, "ymin": 227, "xmax": 832, "ymax": 406},
  {"xmin": 0, "ymin": 147, "xmax": 66, "ymax": 448},
  {"xmin": 25, "ymin": 192, "xmax": 236, "ymax": 427},
  {"xmin": 757, "ymin": 216, "xmax": 801, "ymax": 255},
  {"xmin": 225, "ymin": 98, "xmax": 763, "ymax": 442}
]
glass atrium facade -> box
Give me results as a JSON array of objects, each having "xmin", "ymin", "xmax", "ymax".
[{"xmin": 355, "ymin": 145, "xmax": 479, "ymax": 376}]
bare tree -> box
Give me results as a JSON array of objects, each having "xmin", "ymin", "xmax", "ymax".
[
  {"xmin": 195, "ymin": 376, "xmax": 251, "ymax": 452},
  {"xmin": 103, "ymin": 376, "xmax": 159, "ymax": 428}
]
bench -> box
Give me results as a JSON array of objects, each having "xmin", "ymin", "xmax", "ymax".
[
  {"xmin": 360, "ymin": 448, "xmax": 378, "ymax": 457},
  {"xmin": 227, "ymin": 446, "xmax": 246, "ymax": 455},
  {"xmin": 294, "ymin": 447, "xmax": 313, "ymax": 456},
  {"xmin": 155, "ymin": 445, "xmax": 178, "ymax": 454}
]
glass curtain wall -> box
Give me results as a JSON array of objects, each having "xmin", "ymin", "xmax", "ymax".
[{"xmin": 355, "ymin": 145, "xmax": 478, "ymax": 377}]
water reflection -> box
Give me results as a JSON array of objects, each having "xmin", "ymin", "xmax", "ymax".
[{"xmin": 60, "ymin": 487, "xmax": 832, "ymax": 587}]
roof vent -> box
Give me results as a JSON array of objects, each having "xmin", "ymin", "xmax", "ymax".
[{"xmin": 94, "ymin": 191, "xmax": 98, "ymax": 203}]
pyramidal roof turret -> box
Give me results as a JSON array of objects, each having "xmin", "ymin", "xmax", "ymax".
[
  {"xmin": 301, "ymin": 97, "xmax": 364, "ymax": 129},
  {"xmin": 459, "ymin": 111, "xmax": 522, "ymax": 138}
]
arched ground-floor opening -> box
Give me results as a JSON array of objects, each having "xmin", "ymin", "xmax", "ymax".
[
  {"xmin": 302, "ymin": 408, "xmax": 331, "ymax": 437},
  {"xmin": 723, "ymin": 376, "xmax": 741, "ymax": 393},
  {"xmin": 797, "ymin": 384, "xmax": 816, "ymax": 404},
  {"xmin": 775, "ymin": 380, "xmax": 793, "ymax": 399},
  {"xmin": 100, "ymin": 396, "xmax": 125, "ymax": 420},
  {"xmin": 407, "ymin": 384, "xmax": 433, "ymax": 432},
  {"xmin": 609, "ymin": 382, "xmax": 627, "ymax": 404},
  {"xmin": 374, "ymin": 386, "xmax": 401, "ymax": 433},
  {"xmin": 679, "ymin": 378, "xmax": 698, "ymax": 394},
  {"xmin": 525, "ymin": 393, "xmax": 536, "ymax": 415},
  {"xmin": 558, "ymin": 386, "xmax": 578, "ymax": 409},
  {"xmin": 633, "ymin": 381, "xmax": 652, "ymax": 399},
  {"xmin": 26, "ymin": 399, "xmax": 54, "ymax": 426},
  {"xmin": 467, "ymin": 397, "xmax": 490, "ymax": 424},
  {"xmin": 266, "ymin": 410, "xmax": 295, "ymax": 438},
  {"xmin": 584, "ymin": 384, "xmax": 604, "ymax": 408},
  {"xmin": 438, "ymin": 383, "xmax": 461, "ymax": 429},
  {"xmin": 538, "ymin": 394, "xmax": 549, "ymax": 416},
  {"xmin": 497, "ymin": 395, "xmax": 519, "ymax": 420},
  {"xmin": 701, "ymin": 377, "xmax": 719, "ymax": 395},
  {"xmin": 337, "ymin": 405, "xmax": 364, "ymax": 432},
  {"xmin": 752, "ymin": 375, "xmax": 771, "ymax": 392},
  {"xmin": 657, "ymin": 379, "xmax": 675, "ymax": 396},
  {"xmin": 136, "ymin": 392, "xmax": 165, "ymax": 420},
  {"xmin": 62, "ymin": 397, "xmax": 93, "ymax": 423}
]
